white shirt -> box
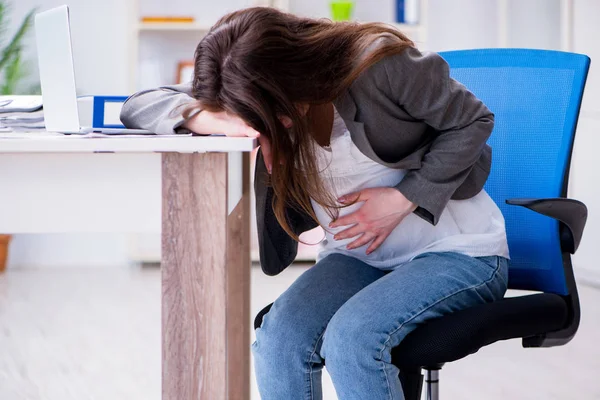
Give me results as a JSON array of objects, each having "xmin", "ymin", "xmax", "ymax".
[{"xmin": 310, "ymin": 108, "xmax": 510, "ymax": 270}]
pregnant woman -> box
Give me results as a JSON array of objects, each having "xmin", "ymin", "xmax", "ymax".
[{"xmin": 121, "ymin": 7, "xmax": 509, "ymax": 400}]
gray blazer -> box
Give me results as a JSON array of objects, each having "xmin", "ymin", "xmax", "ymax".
[{"xmin": 121, "ymin": 47, "xmax": 494, "ymax": 276}]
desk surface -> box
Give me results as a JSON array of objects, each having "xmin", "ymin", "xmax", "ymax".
[{"xmin": 0, "ymin": 132, "xmax": 257, "ymax": 153}]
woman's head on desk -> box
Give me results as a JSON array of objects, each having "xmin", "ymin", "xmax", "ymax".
[{"xmin": 182, "ymin": 6, "xmax": 413, "ymax": 238}]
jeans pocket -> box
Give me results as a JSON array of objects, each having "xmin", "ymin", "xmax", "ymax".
[
  {"xmin": 475, "ymin": 255, "xmax": 509, "ymax": 299},
  {"xmin": 475, "ymin": 255, "xmax": 500, "ymax": 270}
]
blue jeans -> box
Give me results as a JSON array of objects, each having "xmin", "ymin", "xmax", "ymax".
[{"xmin": 252, "ymin": 252, "xmax": 508, "ymax": 400}]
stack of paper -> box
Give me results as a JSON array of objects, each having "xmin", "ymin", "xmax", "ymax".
[
  {"xmin": 0, "ymin": 96, "xmax": 45, "ymax": 131},
  {"xmin": 0, "ymin": 110, "xmax": 45, "ymax": 131}
]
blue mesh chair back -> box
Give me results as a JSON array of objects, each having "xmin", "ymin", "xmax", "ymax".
[{"xmin": 439, "ymin": 49, "xmax": 590, "ymax": 295}]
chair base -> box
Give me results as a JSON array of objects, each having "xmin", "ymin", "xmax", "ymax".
[
  {"xmin": 426, "ymin": 368, "xmax": 440, "ymax": 400},
  {"xmin": 400, "ymin": 365, "xmax": 442, "ymax": 400},
  {"xmin": 399, "ymin": 368, "xmax": 423, "ymax": 400}
]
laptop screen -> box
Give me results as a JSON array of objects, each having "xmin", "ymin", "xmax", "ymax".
[{"xmin": 35, "ymin": 5, "xmax": 81, "ymax": 133}]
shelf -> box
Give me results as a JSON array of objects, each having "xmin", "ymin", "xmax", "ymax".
[{"xmin": 138, "ymin": 23, "xmax": 212, "ymax": 32}]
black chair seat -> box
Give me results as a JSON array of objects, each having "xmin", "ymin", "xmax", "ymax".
[
  {"xmin": 254, "ymin": 293, "xmax": 569, "ymax": 370},
  {"xmin": 391, "ymin": 293, "xmax": 569, "ymax": 369}
]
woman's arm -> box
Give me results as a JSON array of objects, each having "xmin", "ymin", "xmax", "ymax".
[
  {"xmin": 120, "ymin": 83, "xmax": 199, "ymax": 134},
  {"xmin": 383, "ymin": 47, "xmax": 494, "ymax": 225},
  {"xmin": 120, "ymin": 83, "xmax": 264, "ymax": 141}
]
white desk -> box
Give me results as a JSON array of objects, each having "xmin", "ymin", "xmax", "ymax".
[
  {"xmin": 0, "ymin": 132, "xmax": 256, "ymax": 153},
  {"xmin": 0, "ymin": 132, "xmax": 257, "ymax": 399}
]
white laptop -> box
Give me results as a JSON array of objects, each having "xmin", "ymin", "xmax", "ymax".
[{"xmin": 35, "ymin": 5, "xmax": 152, "ymax": 134}]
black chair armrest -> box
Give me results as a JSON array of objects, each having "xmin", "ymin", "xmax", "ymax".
[{"xmin": 506, "ymin": 198, "xmax": 587, "ymax": 253}]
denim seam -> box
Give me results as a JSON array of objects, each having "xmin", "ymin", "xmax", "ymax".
[
  {"xmin": 496, "ymin": 258, "xmax": 509, "ymax": 288},
  {"xmin": 381, "ymin": 362, "xmax": 393, "ymax": 400},
  {"xmin": 306, "ymin": 328, "xmax": 327, "ymax": 400},
  {"xmin": 256, "ymin": 311, "xmax": 325, "ymax": 400},
  {"xmin": 377, "ymin": 259, "xmax": 502, "ymax": 399},
  {"xmin": 306, "ymin": 297, "xmax": 355, "ymax": 399},
  {"xmin": 306, "ymin": 315, "xmax": 338, "ymax": 400}
]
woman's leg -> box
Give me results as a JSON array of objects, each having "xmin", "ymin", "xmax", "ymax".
[
  {"xmin": 252, "ymin": 253, "xmax": 386, "ymax": 400},
  {"xmin": 321, "ymin": 252, "xmax": 509, "ymax": 400}
]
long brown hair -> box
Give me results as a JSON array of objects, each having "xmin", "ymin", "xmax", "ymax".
[{"xmin": 185, "ymin": 7, "xmax": 413, "ymax": 240}]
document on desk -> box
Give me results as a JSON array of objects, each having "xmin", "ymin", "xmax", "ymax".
[
  {"xmin": 0, "ymin": 132, "xmax": 194, "ymax": 139},
  {"xmin": 0, "ymin": 131, "xmax": 59, "ymax": 138},
  {"xmin": 77, "ymin": 133, "xmax": 197, "ymax": 138},
  {"xmin": 0, "ymin": 108, "xmax": 45, "ymax": 131}
]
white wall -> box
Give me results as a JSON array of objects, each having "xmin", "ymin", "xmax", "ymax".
[
  {"xmin": 13, "ymin": 0, "xmax": 133, "ymax": 95},
  {"xmin": 507, "ymin": 0, "xmax": 561, "ymax": 50},
  {"xmin": 7, "ymin": 233, "xmax": 132, "ymax": 268},
  {"xmin": 569, "ymin": 0, "xmax": 600, "ymax": 283},
  {"xmin": 426, "ymin": 0, "xmax": 500, "ymax": 51}
]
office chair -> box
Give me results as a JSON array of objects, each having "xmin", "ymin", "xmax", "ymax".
[{"xmin": 254, "ymin": 49, "xmax": 590, "ymax": 400}]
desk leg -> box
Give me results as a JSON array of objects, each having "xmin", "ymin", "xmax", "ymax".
[{"xmin": 162, "ymin": 152, "xmax": 250, "ymax": 400}]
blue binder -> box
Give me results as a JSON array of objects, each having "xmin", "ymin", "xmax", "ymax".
[
  {"xmin": 78, "ymin": 95, "xmax": 129, "ymax": 129},
  {"xmin": 92, "ymin": 96, "xmax": 128, "ymax": 128}
]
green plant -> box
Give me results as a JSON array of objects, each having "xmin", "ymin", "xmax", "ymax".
[{"xmin": 0, "ymin": 1, "xmax": 37, "ymax": 95}]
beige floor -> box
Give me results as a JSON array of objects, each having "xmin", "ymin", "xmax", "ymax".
[{"xmin": 0, "ymin": 265, "xmax": 598, "ymax": 400}]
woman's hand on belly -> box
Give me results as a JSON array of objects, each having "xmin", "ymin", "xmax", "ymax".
[{"xmin": 329, "ymin": 187, "xmax": 417, "ymax": 255}]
